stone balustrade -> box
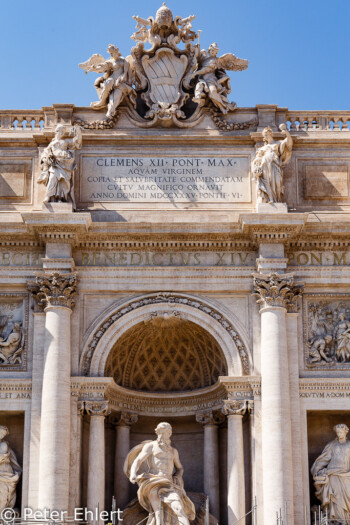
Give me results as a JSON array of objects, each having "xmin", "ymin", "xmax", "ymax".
[
  {"xmin": 284, "ymin": 110, "xmax": 350, "ymax": 131},
  {"xmin": 2, "ymin": 106, "xmax": 350, "ymax": 134},
  {"xmin": 0, "ymin": 110, "xmax": 45, "ymax": 130}
]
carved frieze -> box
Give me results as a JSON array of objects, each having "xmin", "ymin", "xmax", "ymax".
[
  {"xmin": 0, "ymin": 295, "xmax": 28, "ymax": 371},
  {"xmin": 253, "ymin": 272, "xmax": 303, "ymax": 310},
  {"xmin": 304, "ymin": 296, "xmax": 350, "ymax": 369},
  {"xmin": 28, "ymin": 272, "xmax": 77, "ymax": 310}
]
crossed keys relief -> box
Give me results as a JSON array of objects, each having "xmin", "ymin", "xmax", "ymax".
[{"xmin": 79, "ymin": 4, "xmax": 248, "ymax": 128}]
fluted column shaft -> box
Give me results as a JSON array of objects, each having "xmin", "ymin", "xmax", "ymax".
[
  {"xmin": 86, "ymin": 401, "xmax": 110, "ymax": 524},
  {"xmin": 114, "ymin": 413, "xmax": 138, "ymax": 509},
  {"xmin": 196, "ymin": 411, "xmax": 223, "ymax": 520},
  {"xmin": 30, "ymin": 272, "xmax": 77, "ymax": 512},
  {"xmin": 253, "ymin": 273, "xmax": 303, "ymax": 525}
]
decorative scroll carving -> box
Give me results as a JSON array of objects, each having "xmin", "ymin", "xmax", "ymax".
[
  {"xmin": 305, "ymin": 299, "xmax": 350, "ymax": 367},
  {"xmin": 84, "ymin": 400, "xmax": 110, "ymax": 417},
  {"xmin": 210, "ymin": 109, "xmax": 258, "ymax": 131},
  {"xmin": 79, "ymin": 4, "xmax": 248, "ymax": 128},
  {"xmin": 82, "ymin": 293, "xmax": 250, "ymax": 376},
  {"xmin": 37, "ymin": 125, "xmax": 82, "ymax": 208},
  {"xmin": 253, "ymin": 272, "xmax": 303, "ymax": 310},
  {"xmin": 222, "ymin": 399, "xmax": 253, "ymax": 416},
  {"xmin": 29, "ymin": 272, "xmax": 77, "ymax": 310},
  {"xmin": 110, "ymin": 412, "xmax": 138, "ymax": 427},
  {"xmin": 196, "ymin": 410, "xmax": 225, "ymax": 426},
  {"xmin": 0, "ymin": 426, "xmax": 21, "ymax": 515},
  {"xmin": 77, "ymin": 401, "xmax": 85, "ymax": 416},
  {"xmin": 251, "ymin": 124, "xmax": 293, "ymax": 204}
]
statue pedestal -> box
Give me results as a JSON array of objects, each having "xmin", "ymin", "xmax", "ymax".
[
  {"xmin": 42, "ymin": 202, "xmax": 73, "ymax": 213},
  {"xmin": 257, "ymin": 202, "xmax": 288, "ymax": 213}
]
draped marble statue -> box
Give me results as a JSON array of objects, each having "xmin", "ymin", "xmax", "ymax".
[
  {"xmin": 251, "ymin": 123, "xmax": 293, "ymax": 204},
  {"xmin": 0, "ymin": 426, "xmax": 21, "ymax": 514},
  {"xmin": 124, "ymin": 422, "xmax": 195, "ymax": 525},
  {"xmin": 38, "ymin": 124, "xmax": 82, "ymax": 207},
  {"xmin": 311, "ymin": 423, "xmax": 350, "ymax": 522}
]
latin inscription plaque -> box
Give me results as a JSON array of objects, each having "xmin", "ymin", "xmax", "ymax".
[{"xmin": 80, "ymin": 155, "xmax": 251, "ymax": 203}]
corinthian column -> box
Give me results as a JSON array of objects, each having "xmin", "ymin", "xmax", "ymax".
[
  {"xmin": 196, "ymin": 411, "xmax": 224, "ymax": 520},
  {"xmin": 30, "ymin": 272, "xmax": 77, "ymax": 512},
  {"xmin": 86, "ymin": 400, "xmax": 110, "ymax": 523},
  {"xmin": 113, "ymin": 412, "xmax": 138, "ymax": 509},
  {"xmin": 253, "ymin": 273, "xmax": 302, "ymax": 525},
  {"xmin": 222, "ymin": 399, "xmax": 253, "ymax": 525}
]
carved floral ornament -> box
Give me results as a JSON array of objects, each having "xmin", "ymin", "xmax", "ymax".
[
  {"xmin": 28, "ymin": 272, "xmax": 77, "ymax": 310},
  {"xmin": 252, "ymin": 272, "xmax": 303, "ymax": 311},
  {"xmin": 81, "ymin": 292, "xmax": 251, "ymax": 376},
  {"xmin": 77, "ymin": 4, "xmax": 251, "ymax": 129}
]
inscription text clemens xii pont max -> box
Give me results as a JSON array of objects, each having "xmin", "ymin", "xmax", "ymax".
[{"xmin": 80, "ymin": 156, "xmax": 250, "ymax": 203}]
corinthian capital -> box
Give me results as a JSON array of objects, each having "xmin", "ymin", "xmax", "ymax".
[
  {"xmin": 28, "ymin": 272, "xmax": 77, "ymax": 310},
  {"xmin": 196, "ymin": 410, "xmax": 225, "ymax": 426},
  {"xmin": 85, "ymin": 400, "xmax": 110, "ymax": 417},
  {"xmin": 252, "ymin": 272, "xmax": 303, "ymax": 311},
  {"xmin": 222, "ymin": 399, "xmax": 253, "ymax": 416}
]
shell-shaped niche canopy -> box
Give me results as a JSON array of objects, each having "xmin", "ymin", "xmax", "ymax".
[{"xmin": 105, "ymin": 316, "xmax": 227, "ymax": 392}]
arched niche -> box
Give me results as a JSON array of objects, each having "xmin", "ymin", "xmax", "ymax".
[{"xmin": 80, "ymin": 292, "xmax": 252, "ymax": 378}]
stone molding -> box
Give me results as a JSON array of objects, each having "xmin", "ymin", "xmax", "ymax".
[
  {"xmin": 196, "ymin": 410, "xmax": 225, "ymax": 426},
  {"xmin": 222, "ymin": 399, "xmax": 254, "ymax": 416},
  {"xmin": 84, "ymin": 400, "xmax": 110, "ymax": 417},
  {"xmin": 28, "ymin": 272, "xmax": 77, "ymax": 310},
  {"xmin": 219, "ymin": 376, "xmax": 261, "ymax": 399},
  {"xmin": 81, "ymin": 292, "xmax": 251, "ymax": 376},
  {"xmin": 253, "ymin": 272, "xmax": 303, "ymax": 311},
  {"xmin": 107, "ymin": 380, "xmax": 226, "ymax": 417}
]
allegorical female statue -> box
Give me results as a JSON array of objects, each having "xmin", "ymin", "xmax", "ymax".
[
  {"xmin": 311, "ymin": 423, "xmax": 350, "ymax": 522},
  {"xmin": 251, "ymin": 123, "xmax": 293, "ymax": 204},
  {"xmin": 0, "ymin": 426, "xmax": 21, "ymax": 514},
  {"xmin": 124, "ymin": 422, "xmax": 195, "ymax": 525},
  {"xmin": 38, "ymin": 124, "xmax": 82, "ymax": 207}
]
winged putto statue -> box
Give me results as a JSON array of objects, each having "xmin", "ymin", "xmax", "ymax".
[
  {"xmin": 192, "ymin": 43, "xmax": 248, "ymax": 114},
  {"xmin": 78, "ymin": 4, "xmax": 249, "ymax": 128}
]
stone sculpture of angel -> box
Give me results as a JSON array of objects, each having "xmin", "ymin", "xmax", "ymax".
[
  {"xmin": 251, "ymin": 124, "xmax": 293, "ymax": 204},
  {"xmin": 79, "ymin": 45, "xmax": 135, "ymax": 119},
  {"xmin": 37, "ymin": 124, "xmax": 82, "ymax": 207},
  {"xmin": 192, "ymin": 43, "xmax": 248, "ymax": 114},
  {"xmin": 0, "ymin": 426, "xmax": 21, "ymax": 514}
]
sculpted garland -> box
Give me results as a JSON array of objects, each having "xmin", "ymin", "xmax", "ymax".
[{"xmin": 79, "ymin": 4, "xmax": 248, "ymax": 128}]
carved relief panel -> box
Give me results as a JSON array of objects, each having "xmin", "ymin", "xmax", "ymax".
[
  {"xmin": 0, "ymin": 295, "xmax": 28, "ymax": 371},
  {"xmin": 304, "ymin": 295, "xmax": 350, "ymax": 370}
]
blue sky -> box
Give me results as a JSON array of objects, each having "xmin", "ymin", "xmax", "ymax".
[{"xmin": 1, "ymin": 0, "xmax": 349, "ymax": 110}]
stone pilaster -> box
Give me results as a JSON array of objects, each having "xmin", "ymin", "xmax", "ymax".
[
  {"xmin": 86, "ymin": 400, "xmax": 110, "ymax": 523},
  {"xmin": 253, "ymin": 272, "xmax": 302, "ymax": 525},
  {"xmin": 222, "ymin": 400, "xmax": 253, "ymax": 525},
  {"xmin": 69, "ymin": 399, "xmax": 85, "ymax": 513},
  {"xmin": 196, "ymin": 411, "xmax": 224, "ymax": 520},
  {"xmin": 30, "ymin": 271, "xmax": 77, "ymax": 512},
  {"xmin": 113, "ymin": 412, "xmax": 138, "ymax": 509}
]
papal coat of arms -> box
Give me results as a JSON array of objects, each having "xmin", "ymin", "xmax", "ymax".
[{"xmin": 79, "ymin": 4, "xmax": 248, "ymax": 128}]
